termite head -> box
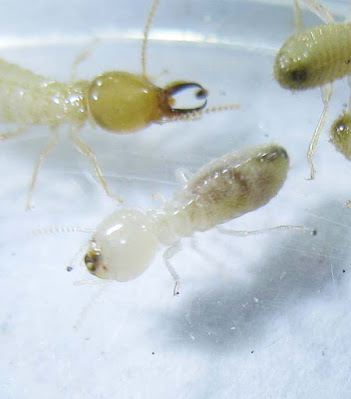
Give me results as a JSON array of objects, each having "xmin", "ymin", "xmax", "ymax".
[
  {"xmin": 330, "ymin": 111, "xmax": 351, "ymax": 160},
  {"xmin": 84, "ymin": 209, "xmax": 159, "ymax": 282},
  {"xmin": 87, "ymin": 71, "xmax": 208, "ymax": 133}
]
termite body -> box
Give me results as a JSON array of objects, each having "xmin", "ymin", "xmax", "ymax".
[
  {"xmin": 83, "ymin": 144, "xmax": 304, "ymax": 294},
  {"xmin": 274, "ymin": 0, "xmax": 349, "ymax": 179},
  {"xmin": 1, "ymin": 0, "xmax": 236, "ymax": 208},
  {"xmin": 275, "ymin": 22, "xmax": 351, "ymax": 91}
]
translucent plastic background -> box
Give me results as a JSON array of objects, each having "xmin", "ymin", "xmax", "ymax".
[{"xmin": 1, "ymin": 0, "xmax": 351, "ymax": 398}]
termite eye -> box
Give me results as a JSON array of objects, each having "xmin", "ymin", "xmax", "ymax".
[
  {"xmin": 84, "ymin": 252, "xmax": 100, "ymax": 272},
  {"xmin": 290, "ymin": 68, "xmax": 307, "ymax": 83}
]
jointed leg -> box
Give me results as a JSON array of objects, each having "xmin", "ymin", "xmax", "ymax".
[
  {"xmin": 299, "ymin": 0, "xmax": 334, "ymax": 24},
  {"xmin": 347, "ymin": 76, "xmax": 351, "ymax": 114},
  {"xmin": 26, "ymin": 129, "xmax": 59, "ymax": 210},
  {"xmin": 69, "ymin": 129, "xmax": 122, "ymax": 203},
  {"xmin": 0, "ymin": 126, "xmax": 27, "ymax": 141},
  {"xmin": 175, "ymin": 168, "xmax": 192, "ymax": 186},
  {"xmin": 307, "ymin": 83, "xmax": 332, "ymax": 180},
  {"xmin": 70, "ymin": 38, "xmax": 99, "ymax": 82},
  {"xmin": 163, "ymin": 240, "xmax": 182, "ymax": 295},
  {"xmin": 151, "ymin": 192, "xmax": 167, "ymax": 204},
  {"xmin": 293, "ymin": 0, "xmax": 303, "ymax": 32}
]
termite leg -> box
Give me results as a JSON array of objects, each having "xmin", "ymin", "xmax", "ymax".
[
  {"xmin": 70, "ymin": 37, "xmax": 99, "ymax": 81},
  {"xmin": 299, "ymin": 0, "xmax": 334, "ymax": 24},
  {"xmin": 307, "ymin": 83, "xmax": 332, "ymax": 180},
  {"xmin": 0, "ymin": 126, "xmax": 27, "ymax": 141},
  {"xmin": 163, "ymin": 240, "xmax": 182, "ymax": 296},
  {"xmin": 175, "ymin": 168, "xmax": 192, "ymax": 186},
  {"xmin": 151, "ymin": 192, "xmax": 167, "ymax": 204},
  {"xmin": 347, "ymin": 76, "xmax": 351, "ymax": 113},
  {"xmin": 293, "ymin": 0, "xmax": 303, "ymax": 31},
  {"xmin": 26, "ymin": 129, "xmax": 59, "ymax": 210},
  {"xmin": 69, "ymin": 128, "xmax": 123, "ymax": 203}
]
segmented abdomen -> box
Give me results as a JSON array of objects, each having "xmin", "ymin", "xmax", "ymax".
[{"xmin": 169, "ymin": 145, "xmax": 289, "ymax": 234}]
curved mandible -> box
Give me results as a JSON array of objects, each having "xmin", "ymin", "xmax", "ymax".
[{"xmin": 165, "ymin": 82, "xmax": 208, "ymax": 114}]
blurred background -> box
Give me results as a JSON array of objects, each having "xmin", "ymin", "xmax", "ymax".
[{"xmin": 1, "ymin": 0, "xmax": 351, "ymax": 397}]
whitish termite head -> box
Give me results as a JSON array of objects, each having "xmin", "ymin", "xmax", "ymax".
[{"xmin": 84, "ymin": 209, "xmax": 159, "ymax": 281}]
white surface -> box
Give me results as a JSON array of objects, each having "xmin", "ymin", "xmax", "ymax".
[{"xmin": 1, "ymin": 0, "xmax": 351, "ymax": 398}]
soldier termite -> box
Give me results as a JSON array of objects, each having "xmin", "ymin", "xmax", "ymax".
[
  {"xmin": 81, "ymin": 144, "xmax": 312, "ymax": 295},
  {"xmin": 274, "ymin": 0, "xmax": 349, "ymax": 179},
  {"xmin": 0, "ymin": 0, "xmax": 239, "ymax": 209}
]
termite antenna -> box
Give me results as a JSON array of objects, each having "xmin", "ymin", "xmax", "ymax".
[
  {"xmin": 141, "ymin": 0, "xmax": 161, "ymax": 77},
  {"xmin": 31, "ymin": 226, "xmax": 94, "ymax": 237},
  {"xmin": 167, "ymin": 103, "xmax": 241, "ymax": 123},
  {"xmin": 30, "ymin": 226, "xmax": 94, "ymax": 274},
  {"xmin": 202, "ymin": 104, "xmax": 241, "ymax": 114},
  {"xmin": 73, "ymin": 283, "xmax": 110, "ymax": 330}
]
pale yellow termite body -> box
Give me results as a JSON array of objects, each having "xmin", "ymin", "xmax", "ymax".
[
  {"xmin": 1, "ymin": 0, "xmax": 238, "ymax": 209},
  {"xmin": 275, "ymin": 22, "xmax": 351, "ymax": 91},
  {"xmin": 273, "ymin": 0, "xmax": 350, "ymax": 179},
  {"xmin": 83, "ymin": 144, "xmax": 303, "ymax": 294}
]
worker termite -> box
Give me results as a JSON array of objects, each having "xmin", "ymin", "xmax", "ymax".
[
  {"xmin": 274, "ymin": 0, "xmax": 349, "ymax": 179},
  {"xmin": 82, "ymin": 144, "xmax": 311, "ymax": 295},
  {"xmin": 1, "ymin": 0, "xmax": 238, "ymax": 209}
]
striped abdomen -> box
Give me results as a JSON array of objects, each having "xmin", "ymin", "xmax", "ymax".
[{"xmin": 167, "ymin": 144, "xmax": 289, "ymax": 234}]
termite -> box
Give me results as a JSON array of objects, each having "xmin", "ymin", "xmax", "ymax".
[
  {"xmin": 0, "ymin": 0, "xmax": 238, "ymax": 209},
  {"xmin": 274, "ymin": 0, "xmax": 348, "ymax": 179},
  {"xmin": 82, "ymin": 144, "xmax": 310, "ymax": 295}
]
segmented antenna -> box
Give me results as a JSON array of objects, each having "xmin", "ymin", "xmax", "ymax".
[
  {"xmin": 31, "ymin": 226, "xmax": 94, "ymax": 237},
  {"xmin": 141, "ymin": 0, "xmax": 161, "ymax": 76},
  {"xmin": 166, "ymin": 103, "xmax": 241, "ymax": 123}
]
